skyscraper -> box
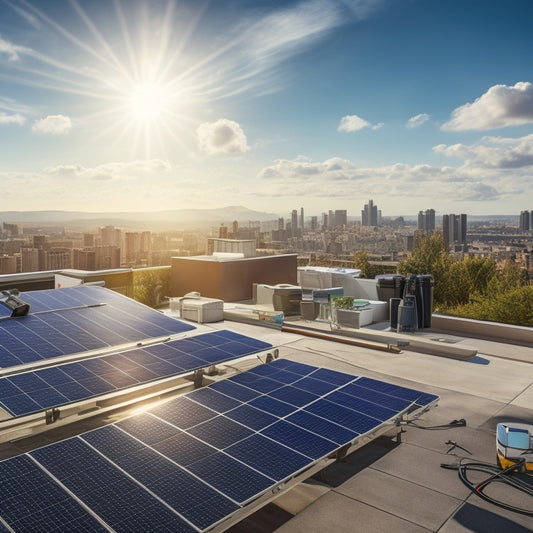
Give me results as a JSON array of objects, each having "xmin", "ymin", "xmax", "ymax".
[
  {"xmin": 418, "ymin": 209, "xmax": 436, "ymax": 232},
  {"xmin": 442, "ymin": 213, "xmax": 467, "ymax": 249},
  {"xmin": 362, "ymin": 200, "xmax": 378, "ymax": 226},
  {"xmin": 291, "ymin": 209, "xmax": 298, "ymax": 237},
  {"xmin": 519, "ymin": 210, "xmax": 532, "ymax": 232},
  {"xmin": 334, "ymin": 210, "xmax": 347, "ymax": 228}
]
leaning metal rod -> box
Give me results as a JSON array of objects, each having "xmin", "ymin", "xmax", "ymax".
[{"xmin": 281, "ymin": 324, "xmax": 402, "ymax": 353}]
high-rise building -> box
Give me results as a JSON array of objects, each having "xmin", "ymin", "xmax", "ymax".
[
  {"xmin": 442, "ymin": 213, "xmax": 467, "ymax": 250},
  {"xmin": 2, "ymin": 222, "xmax": 19, "ymax": 237},
  {"xmin": 300, "ymin": 208, "xmax": 304, "ymax": 233},
  {"xmin": 418, "ymin": 209, "xmax": 436, "ymax": 232},
  {"xmin": 83, "ymin": 233, "xmax": 95, "ymax": 248},
  {"xmin": 519, "ymin": 210, "xmax": 532, "ymax": 232},
  {"xmin": 334, "ymin": 210, "xmax": 347, "ymax": 228},
  {"xmin": 0, "ymin": 255, "xmax": 17, "ymax": 274},
  {"xmin": 21, "ymin": 248, "xmax": 40, "ymax": 272},
  {"xmin": 99, "ymin": 226, "xmax": 121, "ymax": 247},
  {"xmin": 310, "ymin": 216, "xmax": 318, "ymax": 232},
  {"xmin": 291, "ymin": 209, "xmax": 298, "ymax": 237},
  {"xmin": 362, "ymin": 200, "xmax": 378, "ymax": 226}
]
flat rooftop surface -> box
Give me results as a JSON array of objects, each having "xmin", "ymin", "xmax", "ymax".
[
  {"xmin": 2, "ymin": 313, "xmax": 532, "ymax": 532},
  {"xmin": 206, "ymin": 318, "xmax": 533, "ymax": 532}
]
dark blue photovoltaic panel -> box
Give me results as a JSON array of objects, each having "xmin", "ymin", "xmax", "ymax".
[
  {"xmin": 267, "ymin": 385, "xmax": 318, "ymax": 407},
  {"xmin": 0, "ymin": 454, "xmax": 108, "ymax": 533},
  {"xmin": 325, "ymin": 390, "xmax": 400, "ymax": 422},
  {"xmin": 249, "ymin": 395, "xmax": 297, "ymax": 417},
  {"xmin": 310, "ymin": 367, "xmax": 357, "ymax": 386},
  {"xmin": 152, "ymin": 432, "xmax": 218, "ymax": 467},
  {"xmin": 0, "ymin": 328, "xmax": 273, "ymax": 418},
  {"xmin": 286, "ymin": 410, "xmax": 358, "ymax": 446},
  {"xmin": 354, "ymin": 376, "xmax": 439, "ymax": 407},
  {"xmin": 338, "ymin": 382, "xmax": 412, "ymax": 411},
  {"xmin": 229, "ymin": 372, "xmax": 283, "ymax": 393},
  {"xmin": 117, "ymin": 413, "xmax": 181, "ymax": 445},
  {"xmin": 224, "ymin": 403, "xmax": 279, "ymax": 431},
  {"xmin": 305, "ymin": 399, "xmax": 383, "ymax": 434},
  {"xmin": 30, "ymin": 437, "xmax": 199, "ymax": 532},
  {"xmin": 188, "ymin": 415, "xmax": 253, "ymax": 449},
  {"xmin": 150, "ymin": 396, "xmax": 218, "ymax": 429},
  {"xmin": 293, "ymin": 376, "xmax": 340, "ymax": 396},
  {"xmin": 188, "ymin": 452, "xmax": 274, "ymax": 504},
  {"xmin": 261, "ymin": 420, "xmax": 339, "ymax": 459},
  {"xmin": 209, "ymin": 378, "xmax": 263, "ymax": 402},
  {"xmin": 226, "ymin": 433, "xmax": 310, "ymax": 481},
  {"xmin": 186, "ymin": 387, "xmax": 242, "ymax": 413},
  {"xmin": 0, "ymin": 360, "xmax": 439, "ymax": 533},
  {"xmin": 0, "ymin": 285, "xmax": 196, "ymax": 368}
]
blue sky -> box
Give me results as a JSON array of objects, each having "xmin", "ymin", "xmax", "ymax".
[{"xmin": 1, "ymin": 0, "xmax": 532, "ymax": 218}]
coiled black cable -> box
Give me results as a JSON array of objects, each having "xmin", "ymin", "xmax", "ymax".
[{"xmin": 446, "ymin": 458, "xmax": 533, "ymax": 517}]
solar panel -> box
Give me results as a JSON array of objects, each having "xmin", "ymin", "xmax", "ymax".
[
  {"xmin": 0, "ymin": 330, "xmax": 273, "ymax": 418},
  {"xmin": 0, "ymin": 286, "xmax": 196, "ymax": 369},
  {"xmin": 0, "ymin": 360, "xmax": 439, "ymax": 532}
]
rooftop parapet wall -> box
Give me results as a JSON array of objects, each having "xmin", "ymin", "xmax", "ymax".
[{"xmin": 432, "ymin": 314, "xmax": 533, "ymax": 348}]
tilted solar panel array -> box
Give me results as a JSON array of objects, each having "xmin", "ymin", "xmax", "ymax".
[
  {"xmin": 0, "ymin": 359, "xmax": 439, "ymax": 532},
  {"xmin": 0, "ymin": 330, "xmax": 272, "ymax": 418},
  {"xmin": 0, "ymin": 286, "xmax": 195, "ymax": 368}
]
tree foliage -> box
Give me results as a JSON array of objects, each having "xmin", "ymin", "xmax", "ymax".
[
  {"xmin": 133, "ymin": 268, "xmax": 170, "ymax": 308},
  {"xmin": 353, "ymin": 251, "xmax": 392, "ymax": 278},
  {"xmin": 397, "ymin": 232, "xmax": 453, "ymax": 306},
  {"xmin": 451, "ymin": 285, "xmax": 533, "ymax": 327}
]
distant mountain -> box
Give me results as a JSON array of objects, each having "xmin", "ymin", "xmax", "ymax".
[{"xmin": 0, "ymin": 206, "xmax": 279, "ymax": 231}]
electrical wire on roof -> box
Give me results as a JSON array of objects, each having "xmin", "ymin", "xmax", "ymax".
[
  {"xmin": 442, "ymin": 458, "xmax": 533, "ymax": 517},
  {"xmin": 405, "ymin": 418, "xmax": 467, "ymax": 430}
]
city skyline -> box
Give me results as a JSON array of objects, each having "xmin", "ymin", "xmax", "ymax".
[{"xmin": 1, "ymin": 0, "xmax": 533, "ymax": 216}]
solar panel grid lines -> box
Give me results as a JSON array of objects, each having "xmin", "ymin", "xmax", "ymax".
[
  {"xmin": 0, "ymin": 286, "xmax": 197, "ymax": 369},
  {"xmin": 0, "ymin": 453, "xmax": 111, "ymax": 533},
  {"xmin": 0, "ymin": 329, "xmax": 274, "ymax": 418},
  {"xmin": 0, "ymin": 360, "xmax": 440, "ymax": 533},
  {"xmin": 82, "ymin": 422, "xmax": 243, "ymax": 530},
  {"xmin": 39, "ymin": 438, "xmax": 201, "ymax": 533}
]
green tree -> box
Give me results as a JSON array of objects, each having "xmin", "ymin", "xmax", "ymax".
[
  {"xmin": 353, "ymin": 251, "xmax": 391, "ymax": 278},
  {"xmin": 452, "ymin": 285, "xmax": 533, "ymax": 327},
  {"xmin": 133, "ymin": 268, "xmax": 170, "ymax": 308},
  {"xmin": 397, "ymin": 232, "xmax": 453, "ymax": 306},
  {"xmin": 444, "ymin": 256, "xmax": 497, "ymax": 307}
]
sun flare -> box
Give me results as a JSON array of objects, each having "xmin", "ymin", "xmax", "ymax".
[{"xmin": 129, "ymin": 81, "xmax": 167, "ymax": 122}]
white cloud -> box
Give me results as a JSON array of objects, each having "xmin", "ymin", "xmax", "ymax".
[
  {"xmin": 442, "ymin": 82, "xmax": 533, "ymax": 131},
  {"xmin": 434, "ymin": 132, "xmax": 533, "ymax": 169},
  {"xmin": 197, "ymin": 119, "xmax": 250, "ymax": 155},
  {"xmin": 0, "ymin": 36, "xmax": 24, "ymax": 61},
  {"xmin": 256, "ymin": 135, "xmax": 532, "ymax": 204},
  {"xmin": 406, "ymin": 113, "xmax": 430, "ymax": 129},
  {"xmin": 32, "ymin": 114, "xmax": 72, "ymax": 135},
  {"xmin": 0, "ymin": 112, "xmax": 25, "ymax": 125},
  {"xmin": 44, "ymin": 159, "xmax": 171, "ymax": 180},
  {"xmin": 338, "ymin": 114, "xmax": 371, "ymax": 132}
]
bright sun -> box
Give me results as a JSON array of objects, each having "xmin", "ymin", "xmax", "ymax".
[{"xmin": 129, "ymin": 82, "xmax": 167, "ymax": 122}]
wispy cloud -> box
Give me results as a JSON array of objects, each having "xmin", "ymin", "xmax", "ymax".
[
  {"xmin": 32, "ymin": 114, "xmax": 72, "ymax": 135},
  {"xmin": 0, "ymin": 112, "xmax": 25, "ymax": 125},
  {"xmin": 406, "ymin": 113, "xmax": 430, "ymax": 129},
  {"xmin": 0, "ymin": 35, "xmax": 28, "ymax": 61},
  {"xmin": 442, "ymin": 82, "xmax": 533, "ymax": 131}
]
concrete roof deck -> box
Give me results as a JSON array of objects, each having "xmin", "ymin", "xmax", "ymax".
[
  {"xmin": 203, "ymin": 316, "xmax": 533, "ymax": 532},
  {"xmin": 1, "ymin": 310, "xmax": 531, "ymax": 532}
]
